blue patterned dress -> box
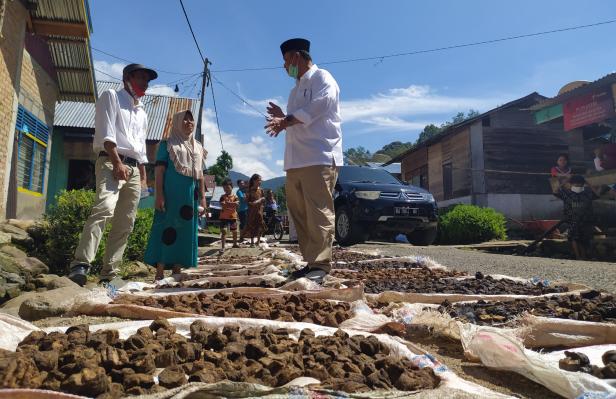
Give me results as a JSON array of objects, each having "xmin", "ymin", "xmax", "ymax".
[{"xmin": 144, "ymin": 141, "xmax": 198, "ymax": 268}]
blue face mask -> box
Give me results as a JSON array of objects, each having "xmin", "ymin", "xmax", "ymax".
[{"xmin": 287, "ymin": 64, "xmax": 298, "ymax": 79}]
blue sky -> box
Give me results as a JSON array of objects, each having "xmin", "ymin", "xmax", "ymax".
[{"xmin": 90, "ymin": 0, "xmax": 616, "ymax": 178}]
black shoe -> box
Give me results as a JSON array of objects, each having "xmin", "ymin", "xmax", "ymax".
[
  {"xmin": 68, "ymin": 264, "xmax": 89, "ymax": 287},
  {"xmin": 290, "ymin": 265, "xmax": 311, "ymax": 280}
]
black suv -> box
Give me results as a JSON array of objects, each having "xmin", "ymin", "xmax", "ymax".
[{"xmin": 334, "ymin": 166, "xmax": 438, "ymax": 246}]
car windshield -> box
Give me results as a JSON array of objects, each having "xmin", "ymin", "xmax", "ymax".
[{"xmin": 339, "ymin": 167, "xmax": 401, "ymax": 184}]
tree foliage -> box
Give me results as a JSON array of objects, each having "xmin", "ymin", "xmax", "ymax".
[
  {"xmin": 207, "ymin": 150, "xmax": 233, "ymax": 185},
  {"xmin": 344, "ymin": 146, "xmax": 372, "ymax": 165},
  {"xmin": 344, "ymin": 109, "xmax": 482, "ymax": 165}
]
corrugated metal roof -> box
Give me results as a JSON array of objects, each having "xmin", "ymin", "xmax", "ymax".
[
  {"xmin": 29, "ymin": 0, "xmax": 96, "ymax": 102},
  {"xmin": 54, "ymin": 81, "xmax": 201, "ymax": 141},
  {"xmin": 366, "ymin": 162, "xmax": 401, "ymax": 174},
  {"xmin": 31, "ymin": 0, "xmax": 89, "ymax": 24},
  {"xmin": 530, "ymin": 72, "xmax": 616, "ymax": 110}
]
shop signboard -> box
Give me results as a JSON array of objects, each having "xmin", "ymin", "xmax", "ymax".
[{"xmin": 563, "ymin": 87, "xmax": 615, "ymax": 131}]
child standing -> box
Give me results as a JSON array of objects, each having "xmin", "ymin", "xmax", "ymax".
[
  {"xmin": 553, "ymin": 175, "xmax": 599, "ymax": 260},
  {"xmin": 219, "ymin": 178, "xmax": 239, "ymax": 252},
  {"xmin": 244, "ymin": 174, "xmax": 266, "ymax": 247}
]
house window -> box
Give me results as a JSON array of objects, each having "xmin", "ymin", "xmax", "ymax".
[
  {"xmin": 442, "ymin": 162, "xmax": 453, "ymax": 200},
  {"xmin": 410, "ymin": 165, "xmax": 429, "ymax": 189},
  {"xmin": 15, "ymin": 105, "xmax": 50, "ymax": 195}
]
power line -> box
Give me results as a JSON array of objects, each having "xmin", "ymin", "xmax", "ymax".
[
  {"xmin": 208, "ymin": 70, "xmax": 225, "ymax": 151},
  {"xmin": 93, "ymin": 68, "xmax": 202, "ymax": 96},
  {"xmin": 178, "ymin": 0, "xmax": 205, "ymax": 63},
  {"xmin": 212, "ymin": 18, "xmax": 616, "ymax": 73},
  {"xmin": 91, "ymin": 47, "xmax": 197, "ymax": 76},
  {"xmin": 210, "ymin": 74, "xmax": 268, "ymax": 118},
  {"xmin": 94, "ymin": 68, "xmax": 121, "ymax": 81}
]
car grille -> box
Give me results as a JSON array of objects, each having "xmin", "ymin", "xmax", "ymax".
[
  {"xmin": 379, "ymin": 192, "xmax": 400, "ymax": 199},
  {"xmin": 402, "ymin": 192, "xmax": 424, "ymax": 201}
]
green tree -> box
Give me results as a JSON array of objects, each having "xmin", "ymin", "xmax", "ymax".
[
  {"xmin": 374, "ymin": 141, "xmax": 414, "ymax": 159},
  {"xmin": 416, "ymin": 124, "xmax": 441, "ymax": 144},
  {"xmin": 207, "ymin": 150, "xmax": 233, "ymax": 185},
  {"xmin": 344, "ymin": 146, "xmax": 371, "ymax": 165}
]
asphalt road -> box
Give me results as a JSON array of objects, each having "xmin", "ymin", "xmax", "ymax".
[{"xmin": 352, "ymin": 241, "xmax": 616, "ymax": 293}]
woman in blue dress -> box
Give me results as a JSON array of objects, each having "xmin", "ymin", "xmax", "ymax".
[{"xmin": 144, "ymin": 110, "xmax": 207, "ymax": 280}]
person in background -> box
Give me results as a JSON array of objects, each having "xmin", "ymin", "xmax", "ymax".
[
  {"xmin": 69, "ymin": 63, "xmax": 157, "ymax": 286},
  {"xmin": 236, "ymin": 179, "xmax": 248, "ymax": 238},
  {"xmin": 551, "ymin": 153, "xmax": 572, "ymax": 179},
  {"xmin": 219, "ymin": 178, "xmax": 240, "ymax": 252},
  {"xmin": 244, "ymin": 174, "xmax": 266, "ymax": 247},
  {"xmin": 553, "ymin": 175, "xmax": 599, "ymax": 260},
  {"xmin": 144, "ymin": 110, "xmax": 207, "ymax": 281},
  {"xmin": 264, "ymin": 189, "xmax": 278, "ymax": 222},
  {"xmin": 593, "ymin": 147, "xmax": 616, "ymax": 199}
]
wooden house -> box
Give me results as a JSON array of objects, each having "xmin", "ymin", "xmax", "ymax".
[{"xmin": 385, "ymin": 93, "xmax": 586, "ymax": 221}]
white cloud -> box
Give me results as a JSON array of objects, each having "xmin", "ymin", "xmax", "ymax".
[
  {"xmin": 357, "ymin": 116, "xmax": 432, "ymax": 132},
  {"xmin": 200, "ymin": 109, "xmax": 282, "ymax": 179},
  {"xmin": 93, "ymin": 60, "xmax": 124, "ymax": 81},
  {"xmin": 93, "ymin": 60, "xmax": 177, "ymax": 97},
  {"xmin": 146, "ymin": 85, "xmax": 178, "ymax": 97},
  {"xmin": 275, "ymin": 159, "xmax": 284, "ymax": 167},
  {"xmin": 234, "ymin": 84, "xmax": 502, "ymax": 132},
  {"xmin": 233, "ymin": 96, "xmax": 285, "ymax": 118},
  {"xmin": 341, "ymin": 85, "xmax": 499, "ymax": 124}
]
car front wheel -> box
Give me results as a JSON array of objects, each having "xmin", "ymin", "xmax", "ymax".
[
  {"xmin": 406, "ymin": 226, "xmax": 438, "ymax": 246},
  {"xmin": 335, "ymin": 207, "xmax": 363, "ymax": 246}
]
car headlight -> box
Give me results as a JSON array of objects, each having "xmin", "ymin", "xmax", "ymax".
[
  {"xmin": 423, "ymin": 193, "xmax": 436, "ymax": 203},
  {"xmin": 354, "ymin": 190, "xmax": 381, "ymax": 200}
]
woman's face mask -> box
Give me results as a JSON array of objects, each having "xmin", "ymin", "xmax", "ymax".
[{"xmin": 571, "ymin": 185, "xmax": 584, "ymax": 193}]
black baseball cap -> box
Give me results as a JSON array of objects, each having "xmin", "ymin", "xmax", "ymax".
[{"xmin": 122, "ymin": 63, "xmax": 158, "ymax": 81}]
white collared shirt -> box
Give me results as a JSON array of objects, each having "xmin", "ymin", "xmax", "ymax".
[
  {"xmin": 93, "ymin": 88, "xmax": 148, "ymax": 163},
  {"xmin": 284, "ymin": 64, "xmax": 343, "ymax": 171}
]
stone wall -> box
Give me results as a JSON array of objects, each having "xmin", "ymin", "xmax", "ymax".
[{"xmin": 0, "ymin": 0, "xmax": 27, "ymax": 219}]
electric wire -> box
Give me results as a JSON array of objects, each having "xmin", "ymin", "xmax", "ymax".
[
  {"xmin": 211, "ymin": 18, "xmax": 616, "ymax": 73},
  {"xmin": 210, "ymin": 74, "xmax": 268, "ymax": 118},
  {"xmin": 208, "ymin": 71, "xmax": 225, "ymax": 151},
  {"xmin": 178, "ymin": 0, "xmax": 206, "ymax": 63}
]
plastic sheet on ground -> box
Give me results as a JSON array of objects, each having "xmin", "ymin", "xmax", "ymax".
[
  {"xmin": 459, "ymin": 324, "xmax": 616, "ymax": 399},
  {"xmin": 367, "ymin": 275, "xmax": 589, "ymax": 305},
  {"xmin": 0, "ymin": 316, "xmax": 513, "ymax": 399},
  {"xmin": 382, "ymin": 303, "xmax": 616, "ymax": 349}
]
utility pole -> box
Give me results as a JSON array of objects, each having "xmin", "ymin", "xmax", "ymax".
[{"xmin": 195, "ymin": 58, "xmax": 211, "ymax": 143}]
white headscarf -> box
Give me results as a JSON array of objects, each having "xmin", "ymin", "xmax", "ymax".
[{"xmin": 167, "ymin": 110, "xmax": 207, "ymax": 179}]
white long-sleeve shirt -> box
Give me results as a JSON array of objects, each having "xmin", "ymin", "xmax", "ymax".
[
  {"xmin": 93, "ymin": 88, "xmax": 148, "ymax": 163},
  {"xmin": 284, "ymin": 64, "xmax": 343, "ymax": 171}
]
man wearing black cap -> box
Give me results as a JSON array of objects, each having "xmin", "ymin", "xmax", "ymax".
[
  {"xmin": 266, "ymin": 38, "xmax": 343, "ymax": 283},
  {"xmin": 68, "ymin": 63, "xmax": 157, "ymax": 286}
]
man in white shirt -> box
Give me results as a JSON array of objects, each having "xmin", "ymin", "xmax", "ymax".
[
  {"xmin": 266, "ymin": 38, "xmax": 343, "ymax": 283},
  {"xmin": 68, "ymin": 63, "xmax": 157, "ymax": 286}
]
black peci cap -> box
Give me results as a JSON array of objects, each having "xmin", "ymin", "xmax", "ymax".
[
  {"xmin": 122, "ymin": 63, "xmax": 158, "ymax": 81},
  {"xmin": 280, "ymin": 38, "xmax": 310, "ymax": 55}
]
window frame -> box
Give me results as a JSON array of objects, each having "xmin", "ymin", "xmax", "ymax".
[{"xmin": 15, "ymin": 105, "xmax": 50, "ymax": 196}]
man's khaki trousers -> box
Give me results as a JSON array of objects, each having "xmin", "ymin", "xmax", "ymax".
[
  {"xmin": 285, "ymin": 164, "xmax": 338, "ymax": 272},
  {"xmin": 71, "ymin": 157, "xmax": 141, "ymax": 279}
]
